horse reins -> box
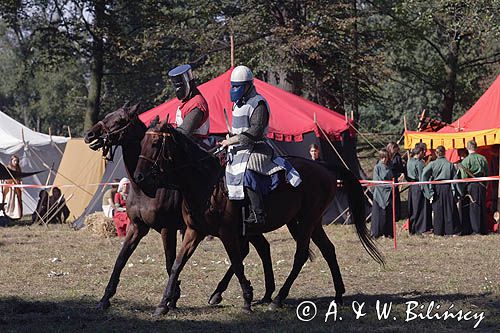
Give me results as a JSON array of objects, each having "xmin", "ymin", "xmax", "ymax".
[{"xmin": 138, "ymin": 130, "xmax": 224, "ymax": 175}]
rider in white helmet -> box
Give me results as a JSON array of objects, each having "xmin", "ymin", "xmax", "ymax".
[{"xmin": 220, "ymin": 65, "xmax": 282, "ymax": 224}]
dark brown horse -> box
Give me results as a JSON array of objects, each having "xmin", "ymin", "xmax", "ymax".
[
  {"xmin": 84, "ymin": 103, "xmax": 277, "ymax": 310},
  {"xmin": 134, "ymin": 121, "xmax": 384, "ymax": 315}
]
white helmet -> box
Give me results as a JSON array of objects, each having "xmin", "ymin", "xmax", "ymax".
[{"xmin": 230, "ymin": 65, "xmax": 253, "ymax": 83}]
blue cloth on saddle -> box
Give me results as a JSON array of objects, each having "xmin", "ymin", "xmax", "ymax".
[
  {"xmin": 242, "ymin": 157, "xmax": 301, "ymax": 195},
  {"xmin": 244, "ymin": 170, "xmax": 279, "ymax": 195}
]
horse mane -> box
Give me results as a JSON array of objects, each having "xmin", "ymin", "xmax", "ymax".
[{"xmin": 157, "ymin": 122, "xmax": 223, "ymax": 208}]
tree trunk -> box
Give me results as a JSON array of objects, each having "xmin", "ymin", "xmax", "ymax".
[
  {"xmin": 441, "ymin": 40, "xmax": 459, "ymax": 124},
  {"xmin": 83, "ymin": 0, "xmax": 105, "ymax": 132}
]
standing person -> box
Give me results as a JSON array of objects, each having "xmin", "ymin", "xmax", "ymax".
[
  {"xmin": 168, "ymin": 64, "xmax": 210, "ymax": 146},
  {"xmin": 309, "ymin": 144, "xmax": 321, "ymax": 161},
  {"xmin": 371, "ymin": 149, "xmax": 394, "ymax": 238},
  {"xmin": 387, "ymin": 142, "xmax": 404, "ymax": 220},
  {"xmin": 2, "ymin": 155, "xmax": 23, "ymax": 219},
  {"xmin": 220, "ymin": 65, "xmax": 301, "ymax": 224},
  {"xmin": 421, "ymin": 146, "xmax": 461, "ymax": 236},
  {"xmin": 458, "ymin": 140, "xmax": 488, "ymax": 235},
  {"xmin": 415, "ymin": 142, "xmax": 433, "ymax": 231},
  {"xmin": 406, "ymin": 146, "xmax": 431, "ymax": 234},
  {"xmin": 113, "ymin": 178, "xmax": 130, "ymax": 237},
  {"xmin": 102, "ymin": 179, "xmax": 119, "ymax": 218}
]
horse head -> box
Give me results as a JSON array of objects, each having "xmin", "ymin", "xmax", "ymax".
[
  {"xmin": 84, "ymin": 102, "xmax": 141, "ymax": 156},
  {"xmin": 133, "ymin": 119, "xmax": 180, "ymax": 189}
]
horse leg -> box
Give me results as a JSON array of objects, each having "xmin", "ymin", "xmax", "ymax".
[
  {"xmin": 218, "ymin": 227, "xmax": 254, "ymax": 312},
  {"xmin": 311, "ymin": 226, "xmax": 345, "ymax": 305},
  {"xmin": 160, "ymin": 227, "xmax": 181, "ymax": 309},
  {"xmin": 249, "ymin": 234, "xmax": 275, "ymax": 304},
  {"xmin": 269, "ymin": 231, "xmax": 312, "ymax": 310},
  {"xmin": 97, "ymin": 221, "xmax": 149, "ymax": 310},
  {"xmin": 154, "ymin": 227, "xmax": 203, "ymax": 316},
  {"xmin": 208, "ymin": 238, "xmax": 250, "ymax": 306}
]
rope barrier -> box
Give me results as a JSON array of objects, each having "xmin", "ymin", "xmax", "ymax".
[{"xmin": 1, "ymin": 175, "xmax": 497, "ymax": 189}]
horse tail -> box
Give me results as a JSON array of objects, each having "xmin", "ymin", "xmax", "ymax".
[
  {"xmin": 328, "ymin": 164, "xmax": 385, "ymax": 266},
  {"xmin": 308, "ymin": 247, "xmax": 316, "ymax": 262}
]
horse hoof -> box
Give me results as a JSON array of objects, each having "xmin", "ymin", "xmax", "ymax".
[
  {"xmin": 242, "ymin": 305, "xmax": 253, "ymax": 314},
  {"xmin": 208, "ymin": 292, "xmax": 223, "ymax": 306},
  {"xmin": 153, "ymin": 306, "xmax": 169, "ymax": 317},
  {"xmin": 255, "ymin": 297, "xmax": 272, "ymax": 305},
  {"xmin": 96, "ymin": 299, "xmax": 110, "ymax": 311},
  {"xmin": 268, "ymin": 301, "xmax": 281, "ymax": 311}
]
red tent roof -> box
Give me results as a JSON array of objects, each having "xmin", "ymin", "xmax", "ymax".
[
  {"xmin": 140, "ymin": 69, "xmax": 353, "ymax": 141},
  {"xmin": 439, "ymin": 75, "xmax": 500, "ymax": 133},
  {"xmin": 403, "ymin": 74, "xmax": 500, "ymax": 161}
]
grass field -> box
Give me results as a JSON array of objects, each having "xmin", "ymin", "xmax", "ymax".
[{"xmin": 0, "ymin": 223, "xmax": 498, "ymax": 332}]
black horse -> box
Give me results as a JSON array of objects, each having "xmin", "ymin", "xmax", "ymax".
[
  {"xmin": 135, "ymin": 121, "xmax": 384, "ymax": 315},
  {"xmin": 84, "ymin": 103, "xmax": 277, "ymax": 310}
]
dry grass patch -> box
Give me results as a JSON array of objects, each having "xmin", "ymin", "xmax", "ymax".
[{"xmin": 0, "ymin": 223, "xmax": 498, "ymax": 332}]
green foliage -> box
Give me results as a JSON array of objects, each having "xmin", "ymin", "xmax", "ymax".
[{"xmin": 0, "ymin": 0, "xmax": 498, "ymax": 136}]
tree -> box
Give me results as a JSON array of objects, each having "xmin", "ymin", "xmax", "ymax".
[{"xmin": 375, "ymin": 0, "xmax": 500, "ymax": 123}]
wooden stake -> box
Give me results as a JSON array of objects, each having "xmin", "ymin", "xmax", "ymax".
[
  {"xmin": 392, "ymin": 178, "xmax": 397, "ymax": 250},
  {"xmin": 404, "ymin": 115, "xmax": 408, "ymax": 131},
  {"xmin": 67, "ymin": 126, "xmax": 72, "ymax": 138},
  {"xmin": 344, "ymin": 112, "xmax": 348, "ymax": 124},
  {"xmin": 230, "ymin": 33, "xmax": 235, "ymax": 68},
  {"xmin": 350, "ymin": 110, "xmax": 354, "ymax": 122}
]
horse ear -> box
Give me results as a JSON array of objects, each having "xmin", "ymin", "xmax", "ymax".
[
  {"xmin": 128, "ymin": 103, "xmax": 140, "ymax": 116},
  {"xmin": 148, "ymin": 115, "xmax": 160, "ymax": 129}
]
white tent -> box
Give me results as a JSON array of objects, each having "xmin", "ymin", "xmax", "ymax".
[{"xmin": 0, "ymin": 111, "xmax": 68, "ymax": 215}]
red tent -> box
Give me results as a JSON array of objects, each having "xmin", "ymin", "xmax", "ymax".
[
  {"xmin": 405, "ymin": 75, "xmax": 500, "ymax": 157},
  {"xmin": 140, "ymin": 69, "xmax": 353, "ymax": 141}
]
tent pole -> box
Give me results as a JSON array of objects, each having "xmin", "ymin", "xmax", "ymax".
[
  {"xmin": 230, "ymin": 33, "xmax": 235, "ymax": 68},
  {"xmin": 348, "ymin": 122, "xmax": 379, "ymax": 153},
  {"xmin": 314, "ymin": 112, "xmax": 350, "ymax": 170},
  {"xmin": 497, "ymin": 145, "xmax": 500, "ymax": 216}
]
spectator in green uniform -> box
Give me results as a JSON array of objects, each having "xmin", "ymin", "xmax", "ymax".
[
  {"xmin": 407, "ymin": 146, "xmax": 432, "ymax": 234},
  {"xmin": 458, "ymin": 140, "xmax": 488, "ymax": 234},
  {"xmin": 421, "ymin": 146, "xmax": 461, "ymax": 236},
  {"xmin": 371, "ymin": 149, "xmax": 394, "ymax": 238}
]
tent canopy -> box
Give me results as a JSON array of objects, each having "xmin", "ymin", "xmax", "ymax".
[
  {"xmin": 0, "ymin": 111, "xmax": 67, "ymax": 154},
  {"xmin": 53, "ymin": 139, "xmax": 105, "ymax": 220},
  {"xmin": 405, "ymin": 75, "xmax": 500, "ymax": 150},
  {"xmin": 140, "ymin": 69, "xmax": 354, "ymax": 141},
  {"xmin": 0, "ymin": 111, "xmax": 68, "ymax": 215}
]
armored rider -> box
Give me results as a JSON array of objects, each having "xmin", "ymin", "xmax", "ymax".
[
  {"xmin": 220, "ymin": 65, "xmax": 301, "ymax": 224},
  {"xmin": 168, "ymin": 64, "xmax": 210, "ymax": 143}
]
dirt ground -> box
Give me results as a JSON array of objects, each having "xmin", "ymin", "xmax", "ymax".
[{"xmin": 0, "ymin": 223, "xmax": 498, "ymax": 332}]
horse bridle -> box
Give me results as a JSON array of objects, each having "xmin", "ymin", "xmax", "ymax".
[
  {"xmin": 138, "ymin": 131, "xmax": 172, "ymax": 178},
  {"xmin": 137, "ymin": 130, "xmax": 224, "ymax": 185},
  {"xmin": 97, "ymin": 113, "xmax": 135, "ymax": 161}
]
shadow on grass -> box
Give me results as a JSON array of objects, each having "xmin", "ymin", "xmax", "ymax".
[{"xmin": 0, "ymin": 292, "xmax": 498, "ymax": 332}]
